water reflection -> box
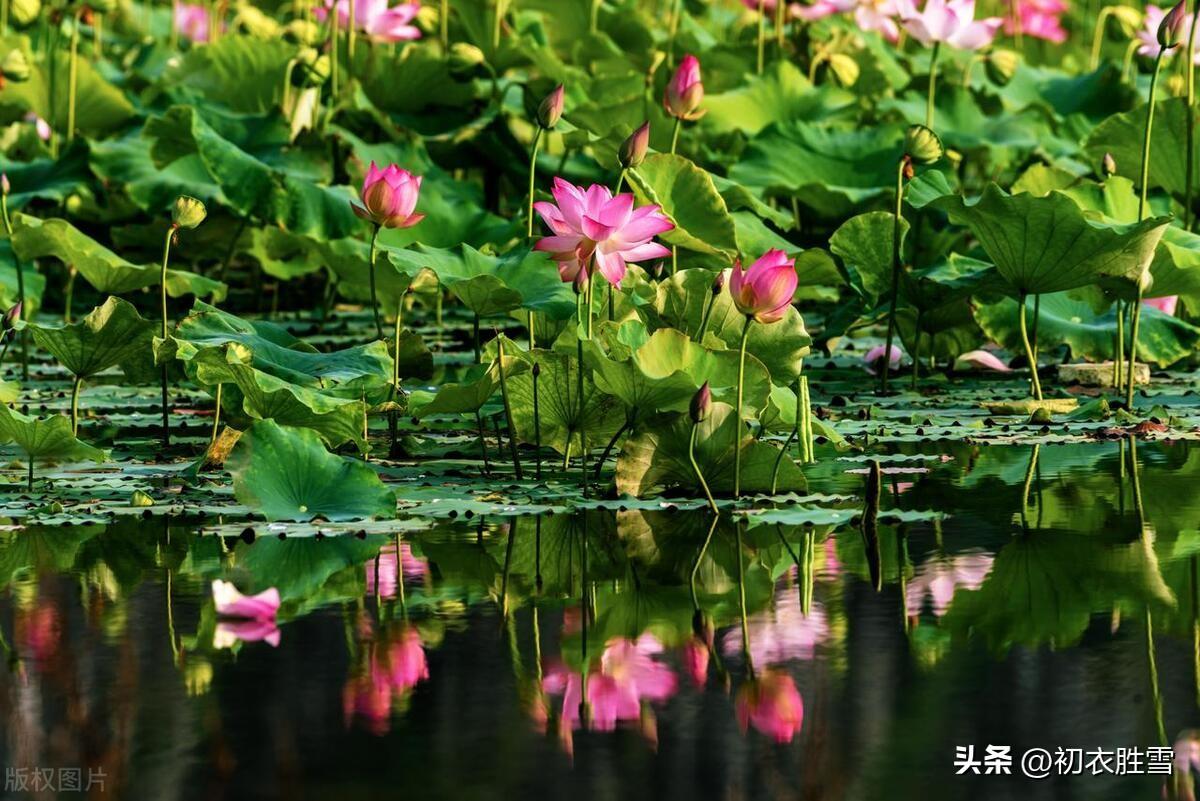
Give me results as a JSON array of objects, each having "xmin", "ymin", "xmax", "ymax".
[{"xmin": 0, "ymin": 442, "xmax": 1199, "ymax": 797}]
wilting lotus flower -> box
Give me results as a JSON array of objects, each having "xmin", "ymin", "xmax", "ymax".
[
  {"xmin": 954, "ymin": 349, "xmax": 1012, "ymax": 372},
  {"xmin": 729, "ymin": 249, "xmax": 797, "ymax": 324},
  {"xmin": 212, "ymin": 580, "xmax": 280, "ymax": 620},
  {"xmin": 897, "ymin": 0, "xmax": 1003, "ymax": 50},
  {"xmin": 1137, "ymin": 5, "xmax": 1200, "ymax": 58},
  {"xmin": 722, "ymin": 592, "xmax": 829, "ymax": 665},
  {"xmin": 366, "ymin": 541, "xmax": 429, "ymax": 599},
  {"xmin": 905, "ymin": 551, "xmax": 993, "ymax": 616},
  {"xmin": 1004, "ymin": 0, "xmax": 1068, "ymax": 43},
  {"xmin": 316, "ymin": 0, "xmax": 422, "ymax": 41},
  {"xmin": 174, "ymin": 2, "xmax": 211, "ymax": 42},
  {"xmin": 352, "ymin": 162, "xmax": 424, "ymax": 229},
  {"xmin": 864, "ymin": 344, "xmax": 903, "ymax": 375},
  {"xmin": 664, "ymin": 55, "xmax": 706, "ymax": 121},
  {"xmin": 854, "ymin": 0, "xmax": 904, "ymax": 40},
  {"xmin": 1144, "ymin": 295, "xmax": 1179, "ymax": 315},
  {"xmin": 534, "ymin": 178, "xmax": 673, "ymax": 287},
  {"xmin": 344, "ymin": 627, "xmax": 429, "ymax": 734},
  {"xmin": 543, "ymin": 635, "xmax": 678, "ymax": 734},
  {"xmin": 736, "ymin": 669, "xmax": 804, "ymax": 743}
]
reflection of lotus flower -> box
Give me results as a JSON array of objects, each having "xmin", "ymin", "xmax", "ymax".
[
  {"xmin": 343, "ymin": 627, "xmax": 429, "ymax": 735},
  {"xmin": 682, "ymin": 638, "xmax": 710, "ymax": 688},
  {"xmin": 212, "ymin": 580, "xmax": 280, "ymax": 620},
  {"xmin": 316, "ymin": 0, "xmax": 422, "ymax": 41},
  {"xmin": 352, "ymin": 162, "xmax": 425, "ymax": 229},
  {"xmin": 214, "ymin": 619, "xmax": 281, "ymax": 649},
  {"xmin": 905, "ymin": 551, "xmax": 993, "ymax": 616},
  {"xmin": 736, "ymin": 670, "xmax": 804, "ymax": 743},
  {"xmin": 722, "ymin": 592, "xmax": 829, "ymax": 665},
  {"xmin": 18, "ymin": 604, "xmax": 60, "ymax": 662},
  {"xmin": 664, "ymin": 55, "xmax": 706, "ymax": 121},
  {"xmin": 366, "ymin": 541, "xmax": 429, "ymax": 599},
  {"xmin": 534, "ymin": 178, "xmax": 673, "ymax": 288},
  {"xmin": 1177, "ymin": 731, "xmax": 1200, "ymax": 774},
  {"xmin": 544, "ymin": 635, "xmax": 678, "ymax": 735},
  {"xmin": 729, "ymin": 249, "xmax": 797, "ymax": 324},
  {"xmin": 897, "ymin": 0, "xmax": 1003, "ymax": 50},
  {"xmin": 174, "ymin": 3, "xmax": 210, "ymax": 41}
]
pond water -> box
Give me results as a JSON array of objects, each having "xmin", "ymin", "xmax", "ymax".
[
  {"xmin": 2, "ymin": 441, "xmax": 1200, "ymax": 796},
  {"xmin": 1, "ymin": 440, "xmax": 1198, "ymax": 800}
]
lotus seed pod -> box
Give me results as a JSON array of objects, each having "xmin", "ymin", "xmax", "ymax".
[
  {"xmin": 985, "ymin": 49, "xmax": 1020, "ymax": 86},
  {"xmin": 284, "ymin": 19, "xmax": 322, "ymax": 45},
  {"xmin": 828, "ymin": 53, "xmax": 860, "ymax": 88},
  {"xmin": 172, "ymin": 196, "xmax": 207, "ymax": 229},
  {"xmin": 904, "ymin": 124, "xmax": 944, "ymax": 165},
  {"xmin": 447, "ymin": 43, "xmax": 485, "ymax": 74},
  {"xmin": 1102, "ymin": 152, "xmax": 1117, "ymax": 177},
  {"xmin": 1, "ymin": 50, "xmax": 30, "ymax": 83},
  {"xmin": 1110, "ymin": 5, "xmax": 1143, "ymax": 36},
  {"xmin": 9, "ymin": 0, "xmax": 39, "ymax": 27}
]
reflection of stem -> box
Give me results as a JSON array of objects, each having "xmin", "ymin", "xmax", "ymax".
[
  {"xmin": 690, "ymin": 515, "xmax": 719, "ymax": 611},
  {"xmin": 167, "ymin": 569, "xmax": 179, "ymax": 664},
  {"xmin": 735, "ymin": 521, "xmax": 754, "ymax": 678},
  {"xmin": 475, "ymin": 410, "xmax": 491, "ymax": 474},
  {"xmin": 862, "ymin": 460, "xmax": 882, "ymax": 591},
  {"xmin": 734, "ymin": 316, "xmax": 753, "ymax": 498},
  {"xmin": 1147, "ymin": 608, "xmax": 1168, "ymax": 746},
  {"xmin": 500, "ymin": 526, "xmax": 515, "ymax": 620},
  {"xmin": 1020, "ymin": 443, "xmax": 1040, "ymax": 528},
  {"xmin": 1129, "ymin": 437, "xmax": 1145, "ymax": 526},
  {"xmin": 688, "ymin": 423, "xmax": 719, "ymax": 513},
  {"xmin": 1191, "ymin": 556, "xmax": 1200, "ymax": 710}
]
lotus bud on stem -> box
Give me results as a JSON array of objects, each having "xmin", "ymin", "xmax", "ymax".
[
  {"xmin": 687, "ymin": 382, "xmax": 719, "ymax": 513},
  {"xmin": 160, "ymin": 196, "xmax": 206, "ymax": 447},
  {"xmin": 528, "ymin": 85, "xmax": 563, "ymax": 238}
]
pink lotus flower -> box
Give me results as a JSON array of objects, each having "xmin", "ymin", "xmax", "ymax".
[
  {"xmin": 212, "ymin": 580, "xmax": 280, "ymax": 620},
  {"xmin": 533, "ymin": 178, "xmax": 673, "ymax": 288},
  {"xmin": 174, "ymin": 3, "xmax": 210, "ymax": 42},
  {"xmin": 792, "ymin": 0, "xmax": 857, "ymax": 21},
  {"xmin": 682, "ymin": 637, "xmax": 710, "ymax": 688},
  {"xmin": 23, "ymin": 112, "xmax": 50, "ymax": 142},
  {"xmin": 18, "ymin": 604, "xmax": 60, "ymax": 662},
  {"xmin": 343, "ymin": 627, "xmax": 429, "ymax": 735},
  {"xmin": 722, "ymin": 592, "xmax": 829, "ymax": 665},
  {"xmin": 214, "ymin": 619, "xmax": 281, "ymax": 649},
  {"xmin": 954, "ymin": 349, "xmax": 1012, "ymax": 372},
  {"xmin": 664, "ymin": 55, "xmax": 706, "ymax": 121},
  {"xmin": 1004, "ymin": 0, "xmax": 1068, "ymax": 43},
  {"xmin": 352, "ymin": 162, "xmax": 425, "ymax": 229},
  {"xmin": 905, "ymin": 551, "xmax": 993, "ymax": 616},
  {"xmin": 315, "ymin": 0, "xmax": 422, "ymax": 41},
  {"xmin": 729, "ymin": 249, "xmax": 797, "ymax": 324},
  {"xmin": 1137, "ymin": 6, "xmax": 1200, "ymax": 59},
  {"xmin": 1144, "ymin": 295, "xmax": 1179, "ymax": 315},
  {"xmin": 366, "ymin": 541, "xmax": 429, "ymax": 599},
  {"xmin": 854, "ymin": 0, "xmax": 903, "ymax": 40},
  {"xmin": 736, "ymin": 670, "xmax": 804, "ymax": 743},
  {"xmin": 543, "ymin": 635, "xmax": 678, "ymax": 732},
  {"xmin": 864, "ymin": 344, "xmax": 903, "ymax": 375},
  {"xmin": 898, "ymin": 0, "xmax": 1003, "ymax": 50}
]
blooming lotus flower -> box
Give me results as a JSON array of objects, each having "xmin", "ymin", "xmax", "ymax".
[
  {"xmin": 534, "ymin": 178, "xmax": 673, "ymax": 288},
  {"xmin": 543, "ymin": 635, "xmax": 678, "ymax": 733},
  {"xmin": 214, "ymin": 619, "xmax": 281, "ymax": 649},
  {"xmin": 212, "ymin": 580, "xmax": 280, "ymax": 620},
  {"xmin": 855, "ymin": 0, "xmax": 903, "ymax": 40},
  {"xmin": 664, "ymin": 55, "xmax": 706, "ymax": 121},
  {"xmin": 722, "ymin": 592, "xmax": 829, "ymax": 665},
  {"xmin": 792, "ymin": 0, "xmax": 857, "ymax": 21},
  {"xmin": 898, "ymin": 0, "xmax": 1003, "ymax": 50},
  {"xmin": 905, "ymin": 551, "xmax": 993, "ymax": 616},
  {"xmin": 736, "ymin": 670, "xmax": 804, "ymax": 743},
  {"xmin": 316, "ymin": 0, "xmax": 422, "ymax": 41},
  {"xmin": 1144, "ymin": 295, "xmax": 1179, "ymax": 315},
  {"xmin": 352, "ymin": 162, "xmax": 425, "ymax": 229},
  {"xmin": 1004, "ymin": 0, "xmax": 1068, "ymax": 43},
  {"xmin": 366, "ymin": 541, "xmax": 429, "ymax": 599},
  {"xmin": 1137, "ymin": 7, "xmax": 1200, "ymax": 59},
  {"xmin": 174, "ymin": 2, "xmax": 210, "ymax": 42},
  {"xmin": 864, "ymin": 344, "xmax": 903, "ymax": 375},
  {"xmin": 729, "ymin": 249, "xmax": 797, "ymax": 324}
]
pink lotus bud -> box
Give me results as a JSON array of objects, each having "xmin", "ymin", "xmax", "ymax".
[
  {"xmin": 0, "ymin": 173, "xmax": 9, "ymax": 196},
  {"xmin": 1102, "ymin": 152, "xmax": 1117, "ymax": 177},
  {"xmin": 664, "ymin": 55, "xmax": 706, "ymax": 121},
  {"xmin": 537, "ymin": 84, "xmax": 565, "ymax": 129},
  {"xmin": 619, "ymin": 121, "xmax": 650, "ymax": 169},
  {"xmin": 728, "ymin": 249, "xmax": 797, "ymax": 324},
  {"xmin": 711, "ymin": 271, "xmax": 726, "ymax": 295},
  {"xmin": 2, "ymin": 301, "xmax": 20, "ymax": 330},
  {"xmin": 351, "ymin": 161, "xmax": 425, "ymax": 229},
  {"xmin": 690, "ymin": 381, "xmax": 712, "ymax": 423},
  {"xmin": 1159, "ymin": 0, "xmax": 1187, "ymax": 48},
  {"xmin": 573, "ymin": 265, "xmax": 589, "ymax": 295}
]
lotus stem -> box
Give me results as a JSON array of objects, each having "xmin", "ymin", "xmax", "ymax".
[
  {"xmin": 493, "ymin": 0, "xmax": 506, "ymax": 49},
  {"xmin": 690, "ymin": 516, "xmax": 718, "ymax": 612},
  {"xmin": 770, "ymin": 428, "xmax": 797, "ymax": 495},
  {"xmin": 496, "ymin": 337, "xmax": 523, "ymax": 479},
  {"xmin": 669, "ymin": 117, "xmax": 682, "ymax": 155},
  {"xmin": 689, "ymin": 422, "xmax": 719, "ymax": 514},
  {"xmin": 590, "ymin": 0, "xmax": 601, "ymax": 33},
  {"xmin": 775, "ymin": 0, "xmax": 785, "ymax": 49},
  {"xmin": 1031, "ymin": 293, "xmax": 1041, "ymax": 363},
  {"xmin": 475, "ymin": 410, "xmax": 491, "ymax": 474},
  {"xmin": 330, "ymin": 6, "xmax": 339, "ymax": 98},
  {"xmin": 1121, "ymin": 39, "xmax": 1141, "ymax": 81},
  {"xmin": 863, "ymin": 460, "xmax": 883, "ymax": 591},
  {"xmin": 594, "ymin": 411, "xmax": 633, "ymax": 479},
  {"xmin": 94, "ymin": 13, "xmax": 103, "ymax": 59},
  {"xmin": 733, "ymin": 316, "xmax": 753, "ymax": 499},
  {"xmin": 613, "ymin": 168, "xmax": 625, "ymax": 195},
  {"xmin": 533, "ymin": 361, "xmax": 542, "ymax": 480},
  {"xmin": 472, "ymin": 313, "xmax": 481, "ymax": 363},
  {"xmin": 667, "ymin": 0, "xmax": 683, "ymax": 66},
  {"xmin": 527, "ymin": 127, "xmax": 543, "ymax": 239},
  {"xmin": 1009, "ymin": 0, "xmax": 1023, "ymax": 51},
  {"xmin": 911, "ymin": 312, "xmax": 922, "ymax": 389},
  {"xmin": 696, "ymin": 286, "xmax": 717, "ymax": 342},
  {"xmin": 925, "ymin": 41, "xmax": 941, "ymax": 129},
  {"xmin": 1, "ymin": 188, "xmax": 28, "ymax": 380},
  {"xmin": 882, "ymin": 157, "xmax": 907, "ymax": 394},
  {"xmin": 1115, "ymin": 299, "xmax": 1125, "ymax": 388},
  {"xmin": 211, "ymin": 383, "xmax": 222, "ymax": 447},
  {"xmin": 576, "ymin": 323, "xmax": 588, "ymax": 497},
  {"xmin": 800, "ymin": 375, "xmax": 814, "ymax": 463},
  {"xmin": 70, "ymin": 376, "xmax": 82, "ymax": 435},
  {"xmin": 366, "ymin": 224, "xmax": 383, "ymax": 341},
  {"xmin": 1128, "ymin": 48, "xmax": 1166, "ymax": 406},
  {"xmin": 66, "ymin": 9, "xmax": 82, "ymax": 144},
  {"xmin": 347, "ymin": 0, "xmax": 356, "ymax": 71},
  {"xmin": 1090, "ymin": 6, "xmax": 1117, "ymax": 69},
  {"xmin": 1187, "ymin": 0, "xmax": 1200, "ymax": 228},
  {"xmin": 527, "ymin": 309, "xmax": 535, "ymax": 350},
  {"xmin": 26, "ymin": 458, "xmax": 32, "ymax": 491},
  {"xmin": 160, "ymin": 225, "xmax": 176, "ymax": 448},
  {"xmin": 756, "ymin": 0, "xmax": 766, "ymax": 75},
  {"xmin": 1018, "ymin": 292, "xmax": 1043, "ymax": 400},
  {"xmin": 64, "ymin": 267, "xmax": 76, "ymax": 324},
  {"xmin": 440, "ymin": 0, "xmax": 449, "ymax": 52}
]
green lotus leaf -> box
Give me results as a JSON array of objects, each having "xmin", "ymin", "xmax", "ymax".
[
  {"xmin": 615, "ymin": 401, "xmax": 807, "ymax": 497},
  {"xmin": 506, "ymin": 349, "xmax": 625, "ymax": 456},
  {"xmin": 28, "ymin": 296, "xmax": 156, "ymax": 380},
  {"xmin": 231, "ymin": 535, "xmax": 390, "ymax": 602},
  {"xmin": 628, "ymin": 153, "xmax": 738, "ymax": 258},
  {"xmin": 0, "ymin": 49, "xmax": 134, "ymax": 137},
  {"xmin": 91, "ymin": 134, "xmax": 226, "ymax": 215},
  {"xmin": 701, "ymin": 60, "xmax": 854, "ymax": 136},
  {"xmin": 1084, "ymin": 96, "xmax": 1196, "ymax": 201},
  {"xmin": 829, "ymin": 211, "xmax": 909, "ymax": 304},
  {"xmin": 0, "ymin": 144, "xmax": 90, "ymax": 211},
  {"xmin": 228, "ymin": 420, "xmax": 396, "ymax": 522},
  {"xmin": 162, "ymin": 35, "xmax": 297, "ymax": 114},
  {"xmin": 0, "ymin": 403, "xmax": 107, "ymax": 464},
  {"xmin": 10, "ymin": 215, "xmax": 226, "ymax": 301}
]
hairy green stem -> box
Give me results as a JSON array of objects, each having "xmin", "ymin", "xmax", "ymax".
[
  {"xmin": 527, "ymin": 127, "xmax": 543, "ymax": 238},
  {"xmin": 1018, "ymin": 292, "xmax": 1043, "ymax": 400},
  {"xmin": 70, "ymin": 376, "xmax": 82, "ymax": 435},
  {"xmin": 756, "ymin": 0, "xmax": 766, "ymax": 75},
  {"xmin": 497, "ymin": 336, "xmax": 523, "ymax": 479},
  {"xmin": 66, "ymin": 10, "xmax": 82, "ymax": 144},
  {"xmin": 925, "ymin": 41, "xmax": 941, "ymax": 129},
  {"xmin": 734, "ymin": 316, "xmax": 753, "ymax": 498},
  {"xmin": 367, "ymin": 225, "xmax": 383, "ymax": 340},
  {"xmin": 689, "ymin": 423, "xmax": 719, "ymax": 513},
  {"xmin": 160, "ymin": 225, "xmax": 176, "ymax": 448},
  {"xmin": 881, "ymin": 157, "xmax": 907, "ymax": 394},
  {"xmin": 669, "ymin": 117, "xmax": 682, "ymax": 155}
]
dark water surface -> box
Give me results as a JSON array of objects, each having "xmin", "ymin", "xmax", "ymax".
[{"xmin": 2, "ymin": 441, "xmax": 1199, "ymax": 800}]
